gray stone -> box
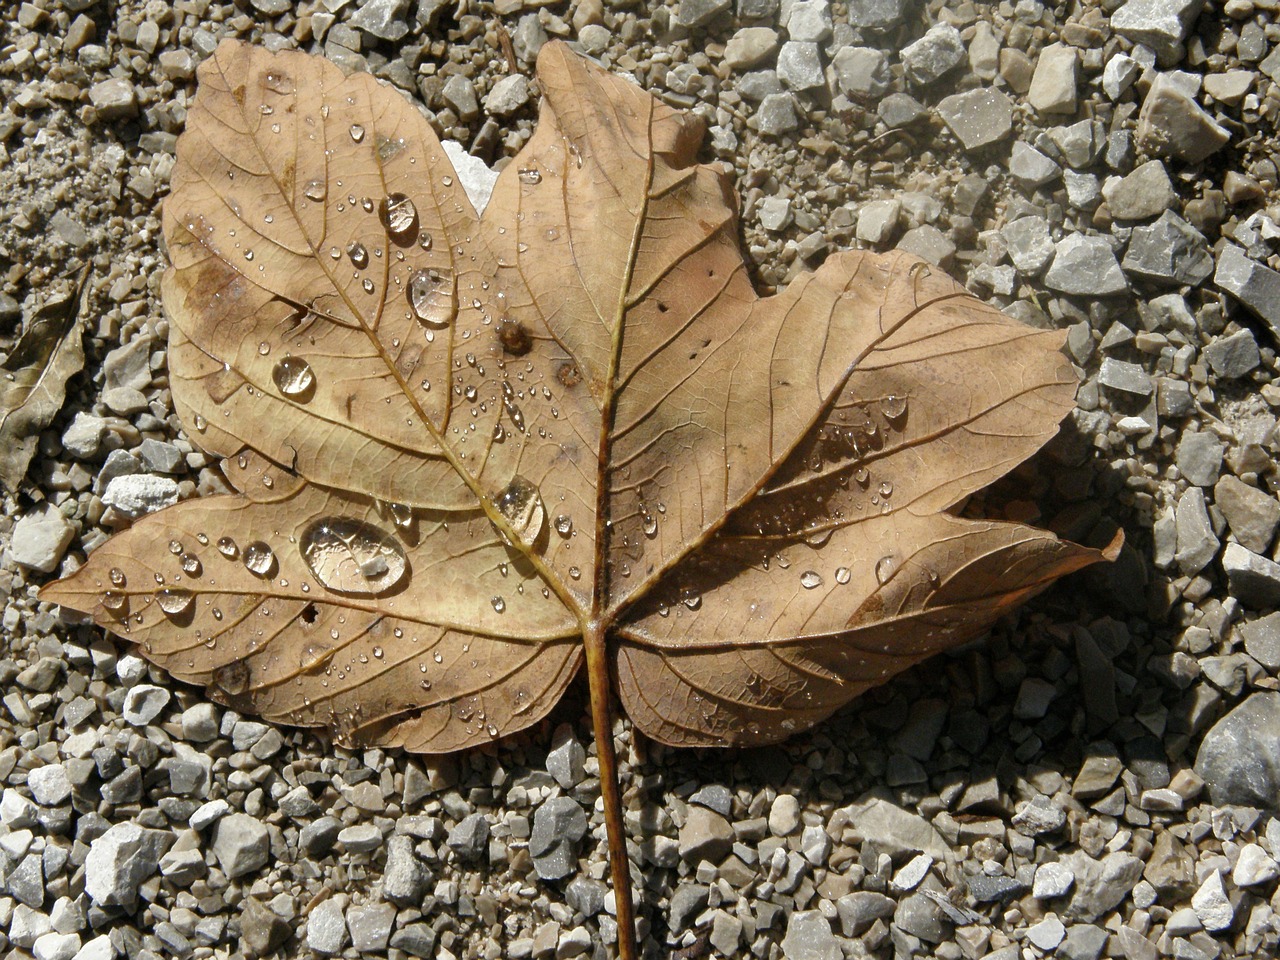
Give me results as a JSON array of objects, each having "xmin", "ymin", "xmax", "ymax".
[
  {"xmin": 103, "ymin": 337, "xmax": 151, "ymax": 392},
  {"xmin": 88, "ymin": 78, "xmax": 137, "ymax": 120},
  {"xmin": 1064, "ymin": 851, "xmax": 1144, "ymax": 921},
  {"xmin": 1122, "ymin": 211, "xmax": 1213, "ymax": 285},
  {"xmin": 833, "ymin": 47, "xmax": 891, "ymax": 100},
  {"xmin": 1028, "ymin": 917, "xmax": 1067, "ymax": 951},
  {"xmin": 484, "ymin": 75, "xmax": 529, "ymax": 117},
  {"xmin": 688, "ymin": 784, "xmax": 732, "ymax": 816},
  {"xmin": 836, "ymin": 892, "xmax": 895, "ymax": 935},
  {"xmin": 756, "ymin": 93, "xmax": 799, "ymax": 136},
  {"xmin": 781, "ymin": 910, "xmax": 842, "ymax": 960},
  {"xmin": 855, "ymin": 199, "xmax": 900, "ymax": 244},
  {"xmin": 447, "ymin": 813, "xmax": 490, "ymax": 861},
  {"xmin": 1012, "ymin": 795, "xmax": 1066, "ymax": 835},
  {"xmin": 1137, "ymin": 74, "xmax": 1229, "ymax": 164},
  {"xmin": 737, "ymin": 0, "xmax": 778, "ymax": 16},
  {"xmin": 1059, "ymin": 924, "xmax": 1108, "ymax": 960},
  {"xmin": 1215, "ymin": 475, "xmax": 1280, "ymax": 554},
  {"xmin": 1050, "ymin": 120, "xmax": 1101, "ymax": 168},
  {"xmin": 768, "ymin": 794, "xmax": 801, "ymax": 836},
  {"xmin": 1239, "ymin": 613, "xmax": 1280, "ymax": 670},
  {"xmin": 724, "ymin": 28, "xmax": 779, "ymax": 71},
  {"xmin": 84, "ymin": 823, "xmax": 172, "ymax": 909},
  {"xmin": 122, "ymin": 684, "xmax": 170, "ymax": 726},
  {"xmin": 901, "ymin": 24, "xmax": 965, "ymax": 86},
  {"xmin": 347, "ymin": 902, "xmax": 395, "ymax": 953},
  {"xmin": 1008, "ymin": 142, "xmax": 1061, "ymax": 189},
  {"xmin": 1033, "ymin": 861, "xmax": 1075, "ymax": 899},
  {"xmin": 530, "ymin": 796, "xmax": 589, "ymax": 880},
  {"xmin": 61, "ymin": 412, "xmax": 109, "ymax": 459},
  {"xmin": 894, "ymin": 892, "xmax": 952, "ymax": 943},
  {"xmin": 1215, "ymin": 245, "xmax": 1280, "ymax": 338},
  {"xmin": 1176, "ymin": 431, "xmax": 1223, "ymax": 486},
  {"xmin": 758, "ymin": 196, "xmax": 793, "ymax": 232},
  {"xmin": 159, "ymin": 848, "xmax": 206, "ymax": 886},
  {"xmin": 101, "ymin": 474, "xmax": 179, "ymax": 517},
  {"xmin": 937, "ymin": 87, "xmax": 1013, "ymax": 151},
  {"xmin": 877, "ymin": 93, "xmax": 926, "ymax": 128},
  {"xmin": 785, "ymin": 0, "xmax": 831, "ymax": 42},
  {"xmin": 709, "ymin": 910, "xmax": 742, "ymax": 955},
  {"xmin": 8, "ymin": 505, "xmax": 74, "ymax": 574},
  {"xmin": 306, "ymin": 898, "xmax": 348, "ymax": 954},
  {"xmin": 300, "ymin": 817, "xmax": 342, "ymax": 858},
  {"xmin": 840, "ymin": 795, "xmax": 948, "ymax": 859},
  {"xmin": 350, "ymin": 0, "xmax": 409, "ymax": 41},
  {"xmin": 1203, "ymin": 328, "xmax": 1260, "ymax": 379},
  {"xmin": 676, "ymin": 0, "xmax": 731, "ymax": 28},
  {"xmin": 1111, "ymin": 0, "xmax": 1205, "ymax": 57},
  {"xmin": 1195, "ymin": 692, "xmax": 1280, "ymax": 809},
  {"xmin": 6, "ymin": 853, "xmax": 44, "ymax": 907},
  {"xmin": 442, "ymin": 75, "xmax": 479, "ymax": 121},
  {"xmin": 546, "ymin": 727, "xmax": 586, "ymax": 789},
  {"xmin": 211, "ymin": 813, "xmax": 270, "ymax": 879},
  {"xmin": 776, "ymin": 41, "xmax": 824, "ymax": 91},
  {"xmin": 668, "ymin": 883, "xmax": 709, "ymax": 931},
  {"xmin": 1223, "ymin": 542, "xmax": 1280, "ymax": 608},
  {"xmin": 846, "ymin": 0, "xmax": 908, "ymax": 29},
  {"xmin": 1003, "ymin": 216, "xmax": 1054, "ymax": 275},
  {"xmin": 1174, "ymin": 487, "xmax": 1218, "ymax": 576},
  {"xmin": 738, "ymin": 70, "xmax": 782, "ymax": 101},
  {"xmin": 897, "ymin": 225, "xmax": 955, "ymax": 267},
  {"xmin": 678, "ymin": 806, "xmax": 733, "ymax": 863},
  {"xmin": 1027, "ymin": 43, "xmax": 1079, "ymax": 114},
  {"xmin": 566, "ymin": 877, "xmax": 608, "ymax": 916},
  {"xmin": 240, "ymin": 896, "xmax": 290, "ymax": 956},
  {"xmin": 968, "ymin": 873, "xmax": 1028, "ymax": 902},
  {"xmin": 137, "ymin": 439, "xmax": 183, "ymax": 473},
  {"xmin": 441, "ymin": 141, "xmax": 498, "ymax": 216},
  {"xmin": 1045, "ymin": 235, "xmax": 1126, "ymax": 295},
  {"xmin": 337, "ymin": 823, "xmax": 382, "ymax": 854},
  {"xmin": 1103, "ymin": 54, "xmax": 1141, "ymax": 100},
  {"xmin": 389, "ymin": 924, "xmax": 437, "ymax": 958}
]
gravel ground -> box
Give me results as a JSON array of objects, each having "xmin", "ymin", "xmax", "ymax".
[{"xmin": 3, "ymin": 0, "xmax": 1280, "ymax": 958}]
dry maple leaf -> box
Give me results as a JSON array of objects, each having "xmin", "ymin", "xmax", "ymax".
[{"xmin": 42, "ymin": 40, "xmax": 1119, "ymax": 957}]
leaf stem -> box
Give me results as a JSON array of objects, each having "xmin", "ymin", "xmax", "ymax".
[{"xmin": 583, "ymin": 618, "xmax": 638, "ymax": 960}]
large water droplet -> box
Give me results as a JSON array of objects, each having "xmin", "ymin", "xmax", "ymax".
[
  {"xmin": 408, "ymin": 267, "xmax": 456, "ymax": 328},
  {"xmin": 346, "ymin": 241, "xmax": 368, "ymax": 268},
  {"xmin": 272, "ymin": 356, "xmax": 316, "ymax": 399},
  {"xmin": 102, "ymin": 590, "xmax": 127, "ymax": 612},
  {"xmin": 304, "ymin": 179, "xmax": 326, "ymax": 202},
  {"xmin": 243, "ymin": 542, "xmax": 276, "ymax": 577},
  {"xmin": 835, "ymin": 566, "xmax": 851, "ymax": 585},
  {"xmin": 882, "ymin": 394, "xmax": 908, "ymax": 422},
  {"xmin": 799, "ymin": 571, "xmax": 823, "ymax": 589},
  {"xmin": 874, "ymin": 555, "xmax": 896, "ymax": 585},
  {"xmin": 180, "ymin": 553, "xmax": 202, "ymax": 576},
  {"xmin": 378, "ymin": 193, "xmax": 418, "ymax": 243},
  {"xmin": 494, "ymin": 476, "xmax": 545, "ymax": 546},
  {"xmin": 300, "ymin": 518, "xmax": 409, "ymax": 595},
  {"xmin": 156, "ymin": 588, "xmax": 194, "ymax": 616}
]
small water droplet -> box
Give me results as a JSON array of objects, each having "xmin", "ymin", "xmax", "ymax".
[
  {"xmin": 304, "ymin": 179, "xmax": 326, "ymax": 202},
  {"xmin": 879, "ymin": 480, "xmax": 893, "ymax": 497},
  {"xmin": 362, "ymin": 278, "xmax": 375, "ymax": 294},
  {"xmin": 193, "ymin": 413, "xmax": 207, "ymax": 432},
  {"xmin": 835, "ymin": 566, "xmax": 851, "ymax": 585},
  {"xmin": 272, "ymin": 356, "xmax": 316, "ymax": 399},
  {"xmin": 168, "ymin": 539, "xmax": 183, "ymax": 555},
  {"xmin": 680, "ymin": 587, "xmax": 702, "ymax": 611},
  {"xmin": 109, "ymin": 568, "xmax": 126, "ymax": 587},
  {"xmin": 800, "ymin": 570, "xmax": 823, "ymax": 589},
  {"xmin": 349, "ymin": 123, "xmax": 365, "ymax": 142},
  {"xmin": 554, "ymin": 515, "xmax": 573, "ymax": 537},
  {"xmin": 243, "ymin": 542, "xmax": 276, "ymax": 577},
  {"xmin": 217, "ymin": 537, "xmax": 238, "ymax": 559},
  {"xmin": 378, "ymin": 192, "xmax": 418, "ymax": 242},
  {"xmin": 491, "ymin": 596, "xmax": 506, "ymax": 613},
  {"xmin": 517, "ymin": 167, "xmax": 542, "ymax": 185},
  {"xmin": 874, "ymin": 556, "xmax": 896, "ymax": 585},
  {"xmin": 494, "ymin": 476, "xmax": 546, "ymax": 546},
  {"xmin": 243, "ymin": 249, "xmax": 255, "ymax": 261},
  {"xmin": 300, "ymin": 518, "xmax": 408, "ymax": 595},
  {"xmin": 346, "ymin": 241, "xmax": 368, "ymax": 268},
  {"xmin": 882, "ymin": 394, "xmax": 908, "ymax": 421},
  {"xmin": 408, "ymin": 267, "xmax": 457, "ymax": 328},
  {"xmin": 641, "ymin": 509, "xmax": 658, "ymax": 538},
  {"xmin": 180, "ymin": 553, "xmax": 202, "ymax": 576},
  {"xmin": 156, "ymin": 588, "xmax": 194, "ymax": 616},
  {"xmin": 569, "ymin": 566, "xmax": 581, "ymax": 580}
]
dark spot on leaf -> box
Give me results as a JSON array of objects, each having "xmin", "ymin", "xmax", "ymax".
[
  {"xmin": 497, "ymin": 318, "xmax": 532, "ymax": 356},
  {"xmin": 556, "ymin": 362, "xmax": 582, "ymax": 388},
  {"xmin": 212, "ymin": 659, "xmax": 251, "ymax": 696},
  {"xmin": 300, "ymin": 602, "xmax": 319, "ymax": 624}
]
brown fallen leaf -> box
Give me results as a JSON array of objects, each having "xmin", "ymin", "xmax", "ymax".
[
  {"xmin": 0, "ymin": 268, "xmax": 89, "ymax": 493},
  {"xmin": 42, "ymin": 40, "xmax": 1119, "ymax": 957}
]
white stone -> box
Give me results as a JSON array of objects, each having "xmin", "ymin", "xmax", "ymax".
[
  {"xmin": 122, "ymin": 684, "xmax": 171, "ymax": 726},
  {"xmin": 1232, "ymin": 843, "xmax": 1280, "ymax": 887},
  {"xmin": 1191, "ymin": 871, "xmax": 1233, "ymax": 931},
  {"xmin": 34, "ymin": 932, "xmax": 81, "ymax": 960},
  {"xmin": 484, "ymin": 75, "xmax": 529, "ymax": 117},
  {"xmin": 1033, "ymin": 861, "xmax": 1074, "ymax": 898},
  {"xmin": 1026, "ymin": 917, "xmax": 1065, "ymax": 951},
  {"xmin": 890, "ymin": 853, "xmax": 933, "ymax": 893},
  {"xmin": 71, "ymin": 935, "xmax": 116, "ymax": 960},
  {"xmin": 8, "ymin": 505, "xmax": 75, "ymax": 573},
  {"xmin": 442, "ymin": 140, "xmax": 499, "ymax": 217},
  {"xmin": 101, "ymin": 474, "xmax": 179, "ymax": 517},
  {"xmin": 27, "ymin": 765, "xmax": 72, "ymax": 806}
]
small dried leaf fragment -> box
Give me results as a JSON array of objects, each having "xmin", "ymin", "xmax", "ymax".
[{"xmin": 0, "ymin": 270, "xmax": 89, "ymax": 493}]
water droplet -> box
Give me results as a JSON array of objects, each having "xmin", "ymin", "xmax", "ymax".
[
  {"xmin": 641, "ymin": 509, "xmax": 658, "ymax": 538},
  {"xmin": 568, "ymin": 565, "xmax": 582, "ymax": 580},
  {"xmin": 156, "ymin": 588, "xmax": 194, "ymax": 616},
  {"xmin": 554, "ymin": 515, "xmax": 573, "ymax": 537},
  {"xmin": 168, "ymin": 539, "xmax": 183, "ymax": 555},
  {"xmin": 362, "ymin": 278, "xmax": 375, "ymax": 294},
  {"xmin": 835, "ymin": 566, "xmax": 851, "ymax": 585},
  {"xmin": 408, "ymin": 267, "xmax": 456, "ymax": 328},
  {"xmin": 494, "ymin": 476, "xmax": 546, "ymax": 546},
  {"xmin": 879, "ymin": 480, "xmax": 893, "ymax": 497},
  {"xmin": 882, "ymin": 394, "xmax": 908, "ymax": 421},
  {"xmin": 180, "ymin": 553, "xmax": 202, "ymax": 576},
  {"xmin": 349, "ymin": 123, "xmax": 365, "ymax": 142},
  {"xmin": 193, "ymin": 413, "xmax": 207, "ymax": 432},
  {"xmin": 272, "ymin": 356, "xmax": 316, "ymax": 399},
  {"xmin": 300, "ymin": 518, "xmax": 409, "ymax": 595},
  {"xmin": 346, "ymin": 241, "xmax": 368, "ymax": 268},
  {"xmin": 243, "ymin": 542, "xmax": 276, "ymax": 577},
  {"xmin": 304, "ymin": 179, "xmax": 326, "ymax": 202},
  {"xmin": 102, "ymin": 590, "xmax": 126, "ymax": 612},
  {"xmin": 213, "ymin": 660, "xmax": 250, "ymax": 695},
  {"xmin": 109, "ymin": 568, "xmax": 126, "ymax": 587},
  {"xmin": 217, "ymin": 537, "xmax": 238, "ymax": 559},
  {"xmin": 874, "ymin": 556, "xmax": 896, "ymax": 585},
  {"xmin": 854, "ymin": 467, "xmax": 869, "ymax": 485},
  {"xmin": 517, "ymin": 167, "xmax": 542, "ymax": 185},
  {"xmin": 800, "ymin": 570, "xmax": 823, "ymax": 589},
  {"xmin": 491, "ymin": 596, "xmax": 506, "ymax": 613},
  {"xmin": 388, "ymin": 502, "xmax": 413, "ymax": 528},
  {"xmin": 378, "ymin": 193, "xmax": 418, "ymax": 242},
  {"xmin": 680, "ymin": 587, "xmax": 702, "ymax": 611},
  {"xmin": 243, "ymin": 249, "xmax": 255, "ymax": 261}
]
